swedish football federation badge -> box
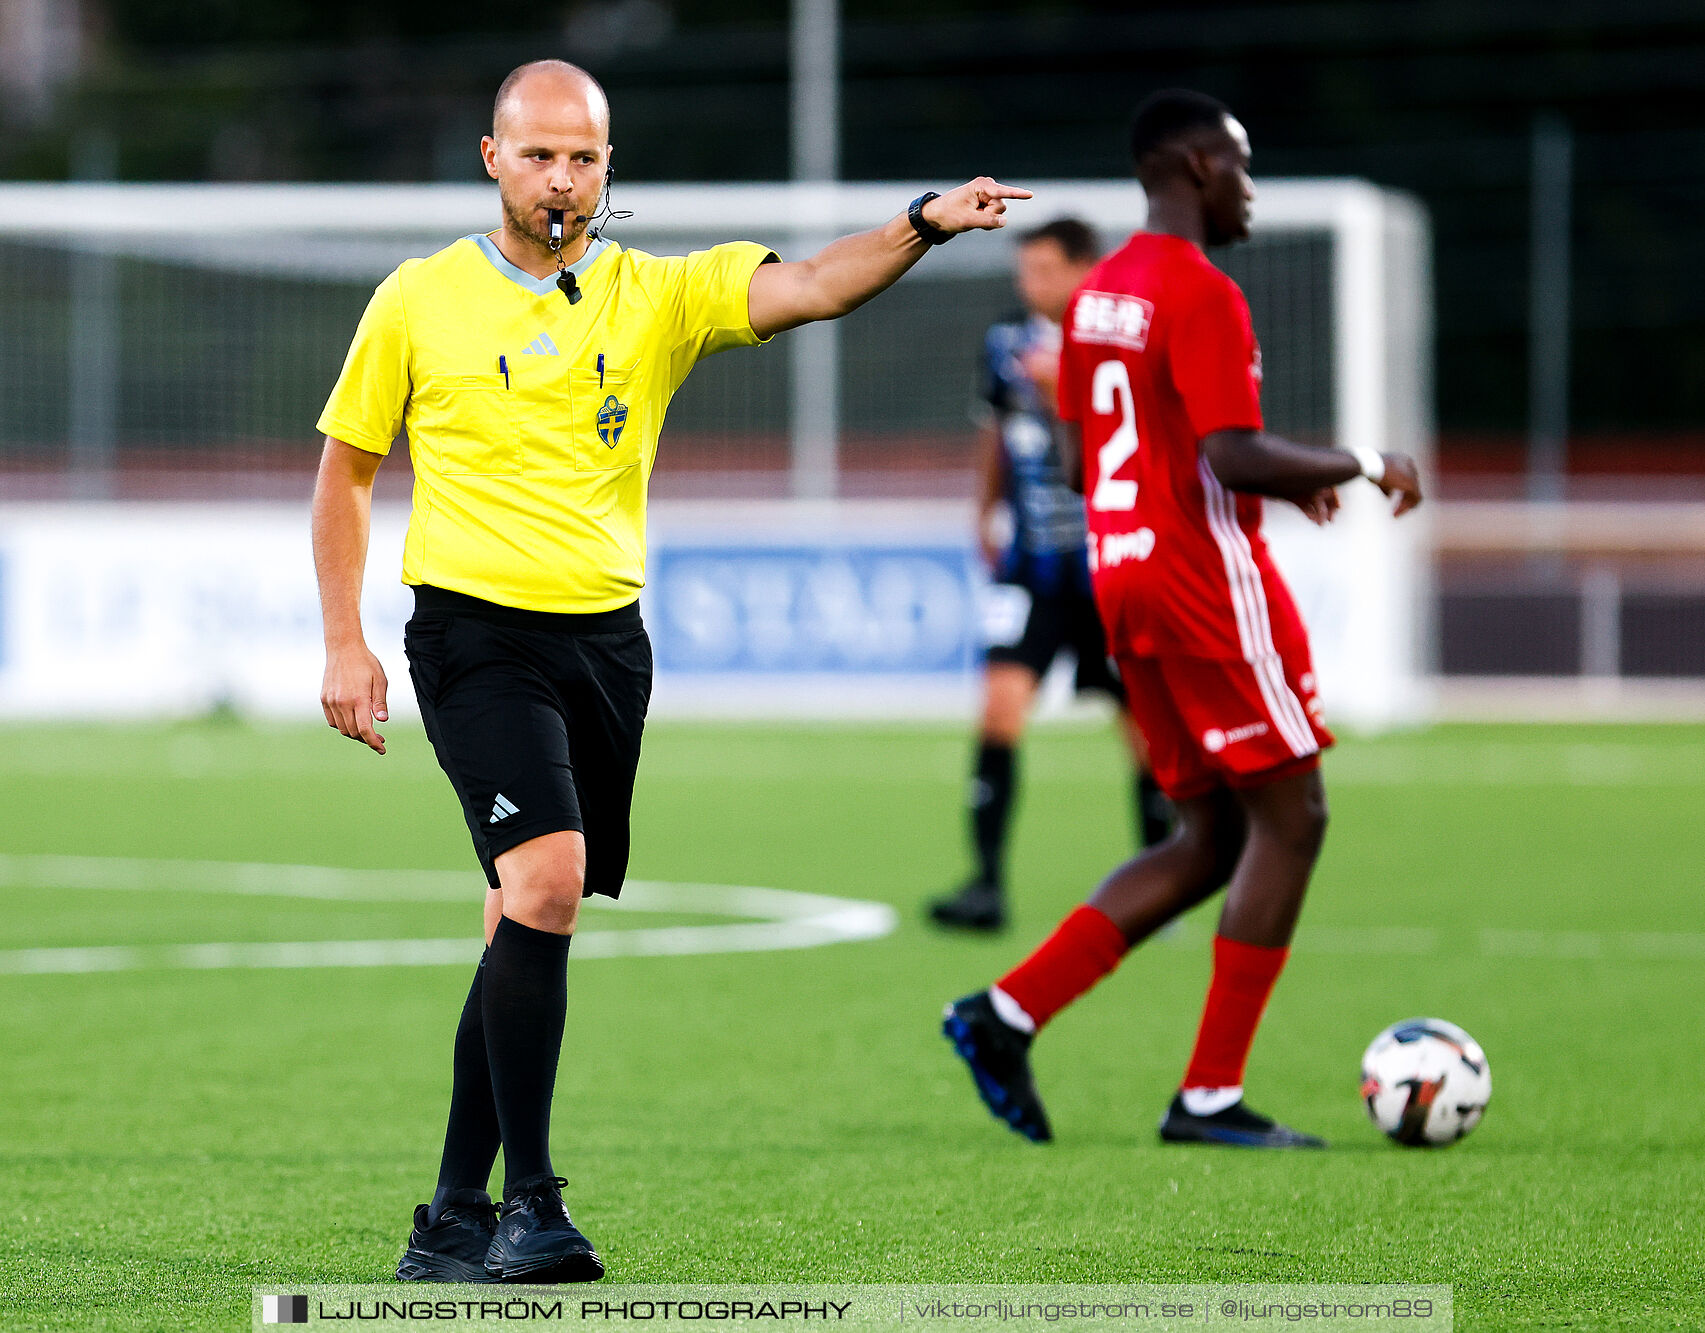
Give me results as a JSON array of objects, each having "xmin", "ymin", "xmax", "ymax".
[{"xmin": 597, "ymin": 394, "xmax": 629, "ymax": 448}]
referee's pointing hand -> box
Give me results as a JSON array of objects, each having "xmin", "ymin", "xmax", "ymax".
[
  {"xmin": 748, "ymin": 176, "xmax": 1033, "ymax": 337},
  {"xmin": 921, "ymin": 179, "xmax": 1035, "ymax": 233}
]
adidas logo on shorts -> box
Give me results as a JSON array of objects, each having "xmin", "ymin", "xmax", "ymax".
[{"xmin": 489, "ymin": 793, "xmax": 519, "ymax": 823}]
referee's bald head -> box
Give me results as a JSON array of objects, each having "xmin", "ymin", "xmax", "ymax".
[{"xmin": 492, "ymin": 60, "xmax": 611, "ymax": 142}]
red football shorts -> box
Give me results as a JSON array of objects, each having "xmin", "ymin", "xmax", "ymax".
[{"xmin": 1116, "ymin": 645, "xmax": 1336, "ymax": 801}]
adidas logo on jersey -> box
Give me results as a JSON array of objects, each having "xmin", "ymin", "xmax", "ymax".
[
  {"xmin": 489, "ymin": 793, "xmax": 519, "ymax": 823},
  {"xmin": 521, "ymin": 332, "xmax": 559, "ymax": 356}
]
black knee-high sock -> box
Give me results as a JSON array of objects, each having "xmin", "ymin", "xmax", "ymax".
[
  {"xmin": 428, "ymin": 950, "xmax": 502, "ymax": 1220},
  {"xmin": 482, "ymin": 916, "xmax": 572, "ymax": 1195},
  {"xmin": 970, "ymin": 740, "xmax": 1017, "ymax": 889},
  {"xmin": 1135, "ymin": 767, "xmax": 1173, "ymax": 848}
]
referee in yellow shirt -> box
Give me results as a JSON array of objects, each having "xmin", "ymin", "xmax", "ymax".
[{"xmin": 311, "ymin": 58, "xmax": 1028, "ymax": 1285}]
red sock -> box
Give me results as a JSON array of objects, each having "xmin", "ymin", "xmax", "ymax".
[
  {"xmin": 1181, "ymin": 934, "xmax": 1290, "ymax": 1089},
  {"xmin": 995, "ymin": 905, "xmax": 1129, "ymax": 1031}
]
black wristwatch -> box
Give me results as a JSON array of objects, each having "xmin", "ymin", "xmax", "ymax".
[{"xmin": 907, "ymin": 192, "xmax": 952, "ymax": 245}]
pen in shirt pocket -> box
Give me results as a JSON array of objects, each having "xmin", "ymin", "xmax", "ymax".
[{"xmin": 498, "ymin": 354, "xmax": 509, "ymax": 389}]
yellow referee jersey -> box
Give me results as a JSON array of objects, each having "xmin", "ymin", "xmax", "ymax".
[{"xmin": 317, "ymin": 233, "xmax": 776, "ymax": 613}]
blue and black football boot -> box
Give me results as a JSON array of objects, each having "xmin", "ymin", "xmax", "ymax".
[{"xmin": 941, "ymin": 991, "xmax": 1052, "ymax": 1142}]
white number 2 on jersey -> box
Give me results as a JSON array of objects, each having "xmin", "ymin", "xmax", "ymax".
[{"xmin": 1089, "ymin": 359, "xmax": 1139, "ymax": 512}]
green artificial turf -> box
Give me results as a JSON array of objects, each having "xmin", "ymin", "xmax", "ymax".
[{"xmin": 1, "ymin": 720, "xmax": 1701, "ymax": 1331}]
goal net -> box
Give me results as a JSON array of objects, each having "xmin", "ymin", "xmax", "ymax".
[{"xmin": 0, "ymin": 181, "xmax": 1431, "ymax": 727}]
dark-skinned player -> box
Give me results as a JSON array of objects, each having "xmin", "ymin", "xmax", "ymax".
[{"xmin": 941, "ymin": 90, "xmax": 1423, "ymax": 1148}]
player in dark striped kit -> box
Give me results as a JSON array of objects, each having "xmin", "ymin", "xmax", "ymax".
[{"xmin": 929, "ymin": 219, "xmax": 1169, "ymax": 934}]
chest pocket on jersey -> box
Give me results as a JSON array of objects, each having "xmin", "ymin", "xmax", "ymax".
[
  {"xmin": 570, "ymin": 367, "xmax": 639, "ymax": 472},
  {"xmin": 430, "ymin": 374, "xmax": 522, "ymax": 476}
]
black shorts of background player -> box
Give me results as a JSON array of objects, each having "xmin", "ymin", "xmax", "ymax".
[{"xmin": 928, "ymin": 219, "xmax": 1171, "ymax": 934}]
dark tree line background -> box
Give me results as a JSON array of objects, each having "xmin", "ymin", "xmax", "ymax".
[{"xmin": 6, "ymin": 0, "xmax": 1704, "ymax": 456}]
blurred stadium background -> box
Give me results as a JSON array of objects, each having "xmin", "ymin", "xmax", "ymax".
[
  {"xmin": 1, "ymin": 0, "xmax": 1703, "ymax": 721},
  {"xmin": 4, "ymin": 7, "xmax": 1705, "ymax": 1330}
]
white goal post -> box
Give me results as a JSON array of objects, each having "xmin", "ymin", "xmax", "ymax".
[{"xmin": 0, "ymin": 180, "xmax": 1432, "ymax": 728}]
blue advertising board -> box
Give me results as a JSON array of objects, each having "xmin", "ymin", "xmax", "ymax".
[{"xmin": 647, "ymin": 544, "xmax": 980, "ymax": 675}]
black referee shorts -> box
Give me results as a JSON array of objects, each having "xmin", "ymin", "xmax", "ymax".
[
  {"xmin": 982, "ymin": 579, "xmax": 1125, "ymax": 700},
  {"xmin": 403, "ymin": 585, "xmax": 653, "ymax": 899}
]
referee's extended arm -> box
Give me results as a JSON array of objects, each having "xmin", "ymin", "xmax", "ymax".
[
  {"xmin": 747, "ymin": 177, "xmax": 1032, "ymax": 338},
  {"xmin": 313, "ymin": 436, "xmax": 390, "ymax": 754}
]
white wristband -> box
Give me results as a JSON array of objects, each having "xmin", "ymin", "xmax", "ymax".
[{"xmin": 1350, "ymin": 446, "xmax": 1386, "ymax": 484}]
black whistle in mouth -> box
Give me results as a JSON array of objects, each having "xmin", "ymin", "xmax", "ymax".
[{"xmin": 545, "ymin": 208, "xmax": 580, "ymax": 302}]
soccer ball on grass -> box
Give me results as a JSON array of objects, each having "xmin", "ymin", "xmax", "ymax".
[{"xmin": 1360, "ymin": 1017, "xmax": 1491, "ymax": 1146}]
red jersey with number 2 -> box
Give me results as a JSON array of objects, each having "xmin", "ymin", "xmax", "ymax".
[{"xmin": 1058, "ymin": 232, "xmax": 1305, "ymax": 663}]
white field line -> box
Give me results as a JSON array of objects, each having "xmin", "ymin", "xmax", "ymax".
[
  {"xmin": 0, "ymin": 856, "xmax": 898, "ymax": 975},
  {"xmin": 0, "ymin": 855, "xmax": 1699, "ymax": 974},
  {"xmin": 0, "ymin": 854, "xmax": 869, "ymax": 911},
  {"xmin": 8, "ymin": 918, "xmax": 1700, "ymax": 976},
  {"xmin": 6, "ymin": 736, "xmax": 1705, "ymax": 787}
]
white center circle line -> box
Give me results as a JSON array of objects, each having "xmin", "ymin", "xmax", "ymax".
[{"xmin": 0, "ymin": 856, "xmax": 899, "ymax": 974}]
